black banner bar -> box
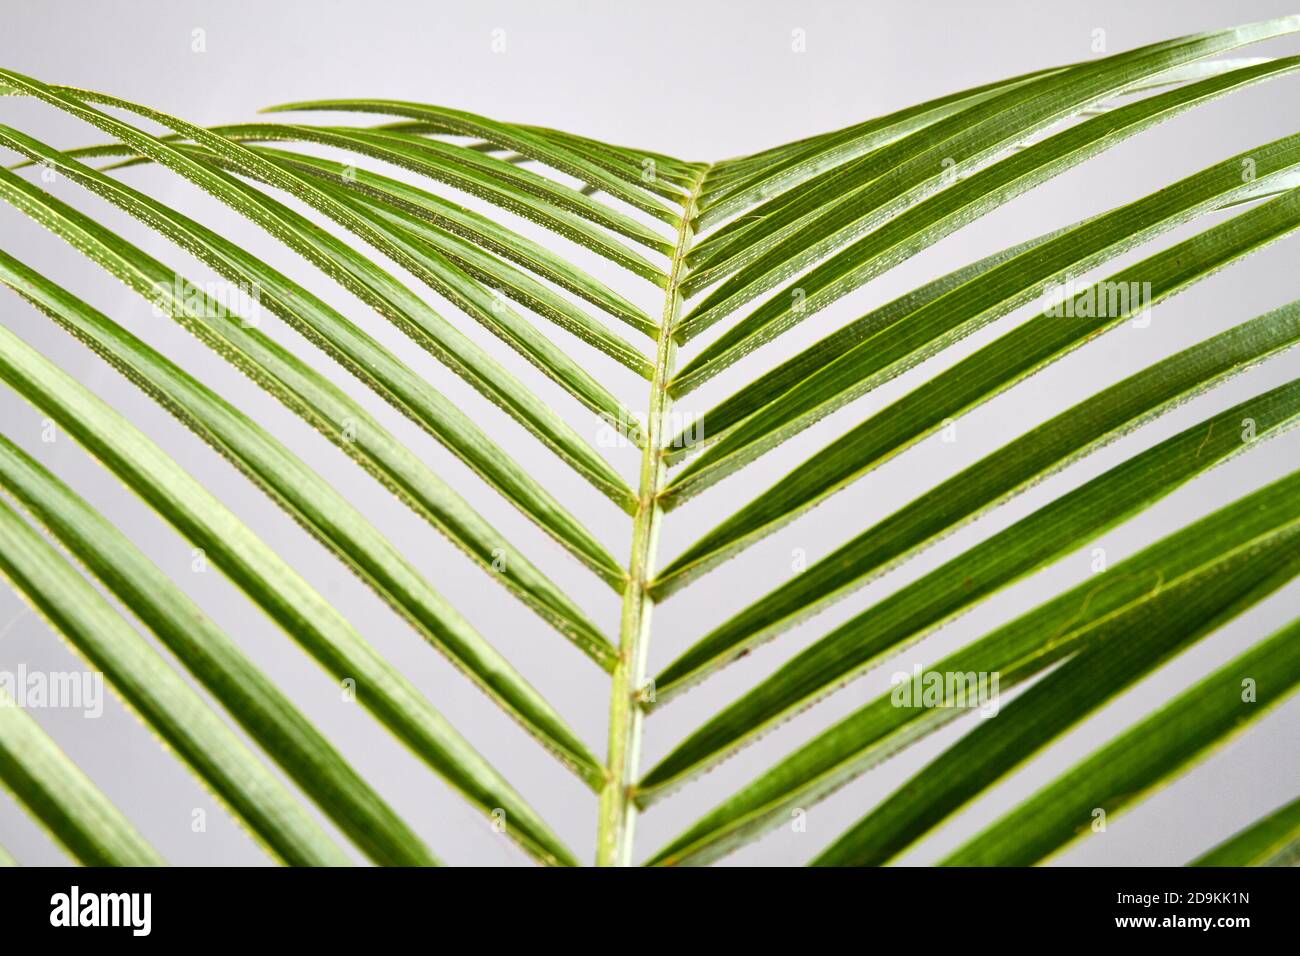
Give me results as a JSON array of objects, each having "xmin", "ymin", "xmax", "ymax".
[{"xmin": 0, "ymin": 866, "xmax": 1289, "ymax": 941}]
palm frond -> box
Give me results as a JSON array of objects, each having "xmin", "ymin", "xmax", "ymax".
[
  {"xmin": 648, "ymin": 471, "xmax": 1300, "ymax": 865},
  {"xmin": 640, "ymin": 364, "xmax": 1300, "ymax": 798},
  {"xmin": 0, "ymin": 485, "xmax": 355, "ymax": 866},
  {"xmin": 1192, "ymin": 796, "xmax": 1300, "ymax": 866},
  {"xmin": 1, "ymin": 16, "xmax": 1296, "ymax": 867},
  {"xmin": 941, "ymin": 617, "xmax": 1300, "ymax": 866},
  {"xmin": 0, "ymin": 686, "xmax": 163, "ymax": 866},
  {"xmin": 0, "ymin": 321, "xmax": 574, "ymax": 866}
]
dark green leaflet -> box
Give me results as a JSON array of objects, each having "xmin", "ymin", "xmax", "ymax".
[
  {"xmin": 0, "ymin": 128, "xmax": 630, "ymax": 588},
  {"xmin": 638, "ymin": 375, "xmax": 1300, "ymax": 799},
  {"xmin": 671, "ymin": 56, "xmax": 1300, "ymax": 395},
  {"xmin": 0, "ymin": 250, "xmax": 605, "ymax": 789},
  {"xmin": 941, "ymin": 618, "xmax": 1300, "ymax": 866},
  {"xmin": 0, "ymin": 165, "xmax": 618, "ymax": 663},
  {"xmin": 0, "ymin": 71, "xmax": 635, "ymax": 511},
  {"xmin": 0, "ymin": 321, "xmax": 579, "ymax": 867},
  {"xmin": 671, "ymin": 18, "xmax": 1300, "ymax": 357},
  {"xmin": 655, "ymin": 185, "xmax": 1300, "ymax": 598},
  {"xmin": 0, "ymin": 488, "xmax": 354, "ymax": 866},
  {"xmin": 646, "ymin": 471, "xmax": 1300, "ymax": 865},
  {"xmin": 261, "ymin": 97, "xmax": 683, "ymax": 223},
  {"xmin": 0, "ymin": 435, "xmax": 438, "ymax": 865},
  {"xmin": 1191, "ymin": 796, "xmax": 1300, "ymax": 866},
  {"xmin": 0, "ymin": 684, "xmax": 164, "ymax": 866}
]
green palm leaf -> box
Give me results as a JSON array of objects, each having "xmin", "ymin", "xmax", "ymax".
[
  {"xmin": 1192, "ymin": 797, "xmax": 1300, "ymax": 866},
  {"xmin": 0, "ymin": 167, "xmax": 616, "ymax": 663},
  {"xmin": 0, "ymin": 131, "xmax": 631, "ymax": 583},
  {"xmin": 672, "ymin": 18, "xmax": 1299, "ymax": 352},
  {"xmin": 662, "ymin": 141, "xmax": 1300, "ymax": 508},
  {"xmin": 812, "ymin": 593, "xmax": 1299, "ymax": 867},
  {"xmin": 0, "ymin": 16, "xmax": 1296, "ymax": 868},
  {"xmin": 648, "ymin": 471, "xmax": 1300, "ymax": 865},
  {"xmin": 206, "ymin": 124, "xmax": 675, "ymax": 255},
  {"xmin": 0, "ymin": 688, "xmax": 163, "ymax": 866},
  {"xmin": 0, "ymin": 250, "xmax": 603, "ymax": 787},
  {"xmin": 0, "ymin": 321, "xmax": 575, "ymax": 866},
  {"xmin": 651, "ymin": 295, "xmax": 1300, "ymax": 695},
  {"xmin": 52, "ymin": 136, "xmax": 662, "ymax": 330},
  {"xmin": 0, "ymin": 491, "xmax": 354, "ymax": 866},
  {"xmin": 640, "ymin": 370, "xmax": 1300, "ymax": 799},
  {"xmin": 0, "ymin": 432, "xmax": 438, "ymax": 865},
  {"xmin": 0, "ymin": 71, "xmax": 634, "ymax": 508},
  {"xmin": 260, "ymin": 98, "xmax": 682, "ymax": 223},
  {"xmin": 656, "ymin": 184, "xmax": 1300, "ymax": 589},
  {"xmin": 940, "ymin": 618, "xmax": 1300, "ymax": 866}
]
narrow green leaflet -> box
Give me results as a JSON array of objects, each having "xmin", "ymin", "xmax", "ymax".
[
  {"xmin": 689, "ymin": 55, "xmax": 1253, "ymax": 195},
  {"xmin": 941, "ymin": 618, "xmax": 1300, "ymax": 867},
  {"xmin": 695, "ymin": 71, "xmax": 1066, "ymax": 208},
  {"xmin": 638, "ymin": 377, "xmax": 1300, "ymax": 798},
  {"xmin": 338, "ymin": 187, "xmax": 653, "ymax": 377},
  {"xmin": 655, "ymin": 293, "xmax": 1300, "ymax": 686},
  {"xmin": 54, "ymin": 134, "xmax": 663, "ymax": 329},
  {"xmin": 0, "ymin": 250, "xmax": 605, "ymax": 788},
  {"xmin": 0, "ymin": 433, "xmax": 440, "ymax": 865},
  {"xmin": 250, "ymin": 146, "xmax": 666, "ymax": 325},
  {"xmin": 667, "ymin": 143, "xmax": 1300, "ymax": 501},
  {"xmin": 692, "ymin": 57, "xmax": 1268, "ymax": 236},
  {"xmin": 77, "ymin": 144, "xmax": 656, "ymax": 388},
  {"xmin": 677, "ymin": 23, "xmax": 1289, "ymax": 318},
  {"xmin": 245, "ymin": 142, "xmax": 670, "ymax": 288},
  {"xmin": 813, "ymin": 576, "xmax": 1300, "ymax": 867},
  {"xmin": 200, "ymin": 123, "xmax": 675, "ymax": 255},
  {"xmin": 653, "ymin": 298, "xmax": 1300, "ymax": 691},
  {"xmin": 672, "ymin": 56, "xmax": 1300, "ymax": 387},
  {"xmin": 0, "ymin": 166, "xmax": 618, "ymax": 660},
  {"xmin": 0, "ymin": 71, "xmax": 634, "ymax": 509},
  {"xmin": 655, "ymin": 183, "xmax": 1300, "ymax": 597},
  {"xmin": 516, "ymin": 122, "xmax": 705, "ymax": 195},
  {"xmin": 92, "ymin": 125, "xmax": 676, "ymax": 235},
  {"xmin": 663, "ymin": 228, "xmax": 1062, "ymax": 462},
  {"xmin": 0, "ymin": 129, "xmax": 630, "ymax": 583},
  {"xmin": 104, "ymin": 122, "xmax": 673, "ymax": 283},
  {"xmin": 0, "ymin": 321, "xmax": 578, "ymax": 867},
  {"xmin": 91, "ymin": 128, "xmax": 648, "ymax": 438},
  {"xmin": 666, "ymin": 175, "xmax": 1296, "ymax": 468},
  {"xmin": 672, "ymin": 17, "xmax": 1299, "ymax": 350},
  {"xmin": 1192, "ymin": 796, "xmax": 1300, "ymax": 866},
  {"xmin": 0, "ymin": 687, "xmax": 163, "ymax": 866},
  {"xmin": 684, "ymin": 56, "xmax": 1281, "ymax": 296},
  {"xmin": 0, "ymin": 494, "xmax": 353, "ymax": 866},
  {"xmin": 291, "ymin": 168, "xmax": 648, "ymax": 420},
  {"xmin": 691, "ymin": 63, "xmax": 1069, "ymax": 232},
  {"xmin": 261, "ymin": 98, "xmax": 683, "ymax": 224},
  {"xmin": 645, "ymin": 471, "xmax": 1300, "ymax": 865}
]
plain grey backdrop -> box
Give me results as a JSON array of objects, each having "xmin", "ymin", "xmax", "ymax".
[{"xmin": 0, "ymin": 0, "xmax": 1297, "ymax": 866}]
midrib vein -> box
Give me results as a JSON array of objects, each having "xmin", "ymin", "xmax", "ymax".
[{"xmin": 597, "ymin": 165, "xmax": 711, "ymax": 866}]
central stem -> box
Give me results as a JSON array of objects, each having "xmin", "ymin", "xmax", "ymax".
[{"xmin": 596, "ymin": 168, "xmax": 708, "ymax": 866}]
